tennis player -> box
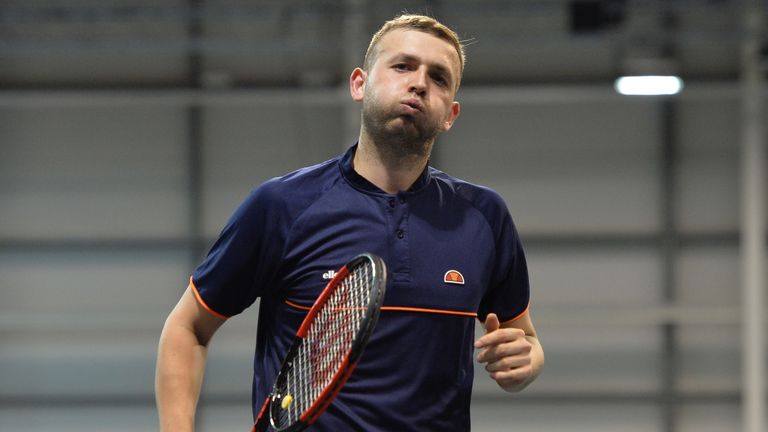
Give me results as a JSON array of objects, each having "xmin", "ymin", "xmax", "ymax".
[{"xmin": 156, "ymin": 14, "xmax": 544, "ymax": 431}]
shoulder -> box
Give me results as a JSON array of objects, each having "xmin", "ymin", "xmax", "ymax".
[
  {"xmin": 429, "ymin": 167, "xmax": 511, "ymax": 220},
  {"xmin": 241, "ymin": 156, "xmax": 342, "ymax": 217}
]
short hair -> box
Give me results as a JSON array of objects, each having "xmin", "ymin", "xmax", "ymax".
[{"xmin": 364, "ymin": 14, "xmax": 466, "ymax": 89}]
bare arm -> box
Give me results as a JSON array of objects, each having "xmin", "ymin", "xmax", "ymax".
[
  {"xmin": 156, "ymin": 286, "xmax": 226, "ymax": 432},
  {"xmin": 474, "ymin": 311, "xmax": 544, "ymax": 392}
]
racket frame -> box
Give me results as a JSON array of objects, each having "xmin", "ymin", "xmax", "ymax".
[{"xmin": 254, "ymin": 253, "xmax": 387, "ymax": 432}]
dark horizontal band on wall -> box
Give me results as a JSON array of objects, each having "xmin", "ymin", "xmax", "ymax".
[
  {"xmin": 0, "ymin": 231, "xmax": 749, "ymax": 253},
  {"xmin": 0, "ymin": 391, "xmax": 741, "ymax": 408}
]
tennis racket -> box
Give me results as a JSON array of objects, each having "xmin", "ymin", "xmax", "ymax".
[{"xmin": 252, "ymin": 253, "xmax": 387, "ymax": 432}]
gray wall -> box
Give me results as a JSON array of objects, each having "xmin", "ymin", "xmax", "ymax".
[
  {"xmin": 0, "ymin": 1, "xmax": 763, "ymax": 431},
  {"xmin": 0, "ymin": 87, "xmax": 755, "ymax": 432}
]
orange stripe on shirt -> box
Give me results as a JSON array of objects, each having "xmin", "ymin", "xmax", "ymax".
[
  {"xmin": 284, "ymin": 299, "xmax": 477, "ymax": 318},
  {"xmin": 285, "ymin": 299, "xmax": 311, "ymax": 310},
  {"xmin": 381, "ymin": 306, "xmax": 477, "ymax": 318},
  {"xmin": 189, "ymin": 276, "xmax": 230, "ymax": 320}
]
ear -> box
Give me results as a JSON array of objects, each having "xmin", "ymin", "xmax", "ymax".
[
  {"xmin": 349, "ymin": 68, "xmax": 367, "ymax": 102},
  {"xmin": 441, "ymin": 101, "xmax": 461, "ymax": 132}
]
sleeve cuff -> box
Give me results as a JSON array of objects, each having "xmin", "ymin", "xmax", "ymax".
[{"xmin": 189, "ymin": 276, "xmax": 230, "ymax": 320}]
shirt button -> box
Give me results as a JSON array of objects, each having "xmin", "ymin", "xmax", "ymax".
[
  {"xmin": 398, "ymin": 197, "xmax": 406, "ymax": 204},
  {"xmin": 388, "ymin": 198, "xmax": 396, "ymax": 208},
  {"xmin": 396, "ymin": 229, "xmax": 404, "ymax": 239}
]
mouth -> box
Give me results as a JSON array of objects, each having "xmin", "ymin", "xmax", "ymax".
[{"xmin": 400, "ymin": 99, "xmax": 424, "ymax": 114}]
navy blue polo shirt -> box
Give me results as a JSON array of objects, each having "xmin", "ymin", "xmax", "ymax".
[{"xmin": 192, "ymin": 144, "xmax": 530, "ymax": 431}]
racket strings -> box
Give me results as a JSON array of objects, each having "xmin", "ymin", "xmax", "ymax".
[{"xmin": 277, "ymin": 261, "xmax": 372, "ymax": 428}]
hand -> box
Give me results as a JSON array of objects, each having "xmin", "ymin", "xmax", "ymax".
[{"xmin": 474, "ymin": 313, "xmax": 534, "ymax": 392}]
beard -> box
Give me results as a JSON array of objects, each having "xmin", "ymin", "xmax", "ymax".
[{"xmin": 361, "ymin": 91, "xmax": 442, "ymax": 161}]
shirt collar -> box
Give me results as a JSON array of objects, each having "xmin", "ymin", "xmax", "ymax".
[{"xmin": 340, "ymin": 143, "xmax": 432, "ymax": 195}]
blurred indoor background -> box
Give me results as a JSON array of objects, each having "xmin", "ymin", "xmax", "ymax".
[{"xmin": 0, "ymin": 1, "xmax": 765, "ymax": 431}]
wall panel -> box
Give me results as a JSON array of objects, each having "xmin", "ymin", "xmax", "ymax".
[
  {"xmin": 438, "ymin": 101, "xmax": 661, "ymax": 234},
  {"xmin": 0, "ymin": 107, "xmax": 188, "ymax": 240}
]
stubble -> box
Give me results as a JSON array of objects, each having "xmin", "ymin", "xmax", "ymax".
[{"xmin": 361, "ymin": 89, "xmax": 441, "ymax": 163}]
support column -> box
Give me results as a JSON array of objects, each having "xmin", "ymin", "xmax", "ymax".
[
  {"xmin": 659, "ymin": 99, "xmax": 678, "ymax": 432},
  {"xmin": 187, "ymin": 0, "xmax": 205, "ymax": 268},
  {"xmin": 740, "ymin": 2, "xmax": 766, "ymax": 432},
  {"xmin": 341, "ymin": 0, "xmax": 367, "ymax": 148},
  {"xmin": 657, "ymin": 4, "xmax": 681, "ymax": 429}
]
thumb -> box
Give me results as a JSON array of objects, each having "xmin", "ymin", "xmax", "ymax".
[{"xmin": 484, "ymin": 313, "xmax": 500, "ymax": 334}]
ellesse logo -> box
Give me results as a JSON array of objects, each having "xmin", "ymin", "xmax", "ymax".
[
  {"xmin": 322, "ymin": 270, "xmax": 338, "ymax": 280},
  {"xmin": 443, "ymin": 270, "xmax": 465, "ymax": 285}
]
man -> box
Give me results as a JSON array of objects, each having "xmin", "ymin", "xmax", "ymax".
[{"xmin": 156, "ymin": 14, "xmax": 544, "ymax": 431}]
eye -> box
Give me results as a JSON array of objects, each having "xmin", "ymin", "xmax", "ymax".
[
  {"xmin": 432, "ymin": 74, "xmax": 449, "ymax": 87},
  {"xmin": 393, "ymin": 63, "xmax": 409, "ymax": 71}
]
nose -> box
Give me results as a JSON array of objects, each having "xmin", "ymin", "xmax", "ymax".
[{"xmin": 408, "ymin": 67, "xmax": 428, "ymax": 96}]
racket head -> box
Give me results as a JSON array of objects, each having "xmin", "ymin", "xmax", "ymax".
[{"xmin": 267, "ymin": 253, "xmax": 387, "ymax": 432}]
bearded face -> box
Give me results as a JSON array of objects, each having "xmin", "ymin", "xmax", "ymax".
[
  {"xmin": 360, "ymin": 83, "xmax": 443, "ymax": 160},
  {"xmin": 351, "ymin": 29, "xmax": 461, "ymax": 164}
]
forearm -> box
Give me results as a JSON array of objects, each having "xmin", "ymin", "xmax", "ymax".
[{"xmin": 155, "ymin": 320, "xmax": 209, "ymax": 432}]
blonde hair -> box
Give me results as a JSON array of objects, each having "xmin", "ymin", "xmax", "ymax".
[{"xmin": 364, "ymin": 14, "xmax": 466, "ymax": 89}]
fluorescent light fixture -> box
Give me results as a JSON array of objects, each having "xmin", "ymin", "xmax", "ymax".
[{"xmin": 614, "ymin": 75, "xmax": 684, "ymax": 96}]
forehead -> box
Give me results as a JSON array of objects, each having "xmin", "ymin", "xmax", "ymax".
[{"xmin": 376, "ymin": 29, "xmax": 461, "ymax": 76}]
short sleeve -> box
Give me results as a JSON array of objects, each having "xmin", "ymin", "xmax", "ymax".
[
  {"xmin": 477, "ymin": 206, "xmax": 530, "ymax": 324},
  {"xmin": 191, "ymin": 182, "xmax": 288, "ymax": 318}
]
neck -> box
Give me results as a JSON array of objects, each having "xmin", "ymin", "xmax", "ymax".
[{"xmin": 353, "ymin": 131, "xmax": 432, "ymax": 194}]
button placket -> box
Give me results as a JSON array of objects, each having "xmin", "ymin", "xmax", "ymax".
[
  {"xmin": 386, "ymin": 193, "xmax": 411, "ymax": 280},
  {"xmin": 394, "ymin": 194, "xmax": 407, "ymax": 240}
]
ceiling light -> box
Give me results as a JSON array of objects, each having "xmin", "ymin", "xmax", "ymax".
[{"xmin": 614, "ymin": 75, "xmax": 683, "ymax": 96}]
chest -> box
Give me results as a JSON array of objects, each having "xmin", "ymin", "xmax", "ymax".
[{"xmin": 276, "ymin": 189, "xmax": 496, "ymax": 314}]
